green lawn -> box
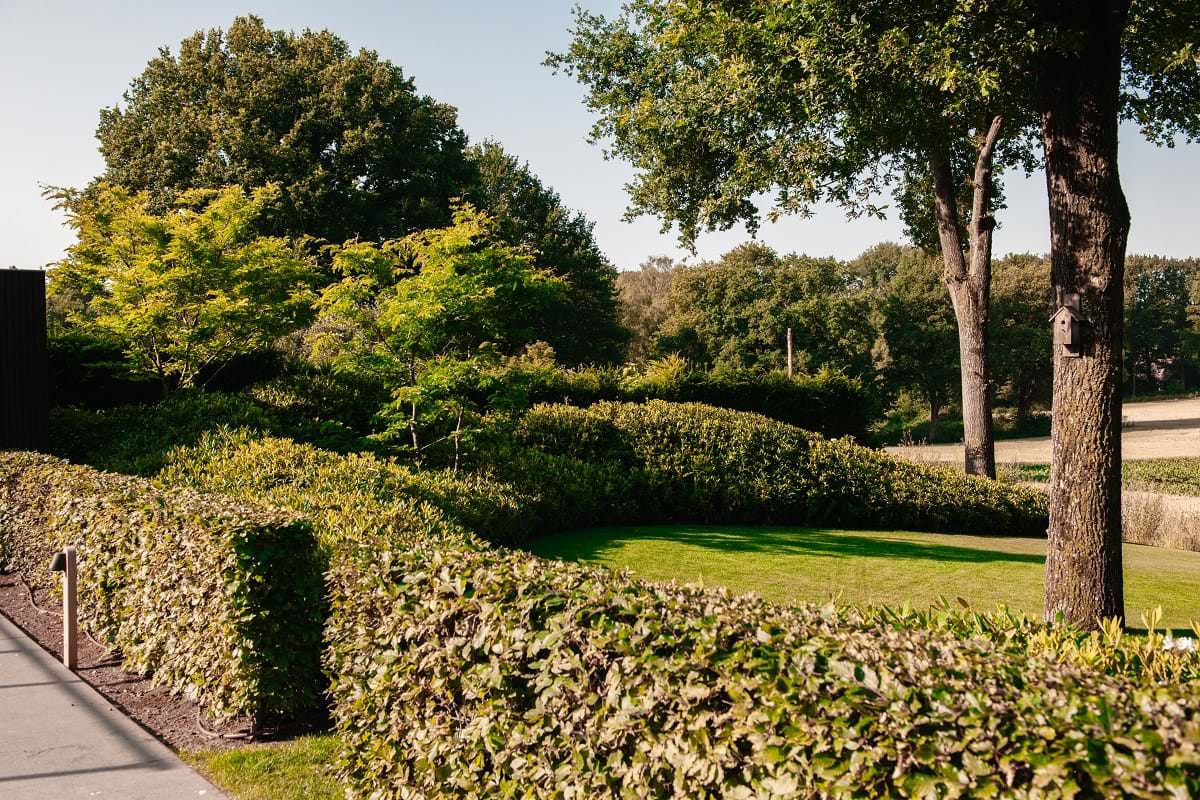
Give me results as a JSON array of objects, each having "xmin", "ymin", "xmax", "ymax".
[
  {"xmin": 529, "ymin": 525, "xmax": 1200, "ymax": 629},
  {"xmin": 184, "ymin": 735, "xmax": 340, "ymax": 800}
]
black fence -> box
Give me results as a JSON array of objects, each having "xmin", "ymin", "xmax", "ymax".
[{"xmin": 0, "ymin": 269, "xmax": 48, "ymax": 450}]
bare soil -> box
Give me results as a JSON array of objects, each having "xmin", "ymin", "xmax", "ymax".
[{"xmin": 0, "ymin": 572, "xmax": 256, "ymax": 752}]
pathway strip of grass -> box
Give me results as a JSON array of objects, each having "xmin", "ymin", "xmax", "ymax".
[
  {"xmin": 183, "ymin": 735, "xmax": 340, "ymax": 800},
  {"xmin": 529, "ymin": 525, "xmax": 1200, "ymax": 629}
]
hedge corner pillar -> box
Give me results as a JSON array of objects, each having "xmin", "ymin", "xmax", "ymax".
[{"xmin": 0, "ymin": 268, "xmax": 49, "ymax": 451}]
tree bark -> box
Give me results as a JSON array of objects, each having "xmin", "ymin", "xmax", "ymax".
[
  {"xmin": 1038, "ymin": 0, "xmax": 1130, "ymax": 629},
  {"xmin": 928, "ymin": 395, "xmax": 941, "ymax": 442},
  {"xmin": 928, "ymin": 119, "xmax": 1003, "ymax": 478}
]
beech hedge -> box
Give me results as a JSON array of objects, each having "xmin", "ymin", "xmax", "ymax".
[
  {"xmin": 497, "ymin": 401, "xmax": 1049, "ymax": 536},
  {"xmin": 327, "ymin": 537, "xmax": 1200, "ymax": 799},
  {"xmin": 0, "ymin": 451, "xmax": 324, "ymax": 722},
  {"xmin": 158, "ymin": 429, "xmax": 523, "ymax": 548}
]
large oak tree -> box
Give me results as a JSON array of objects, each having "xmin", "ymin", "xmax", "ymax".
[
  {"xmin": 96, "ymin": 16, "xmax": 472, "ymax": 245},
  {"xmin": 549, "ymin": 0, "xmax": 1045, "ymax": 478},
  {"xmin": 553, "ymin": 0, "xmax": 1199, "ymax": 628}
]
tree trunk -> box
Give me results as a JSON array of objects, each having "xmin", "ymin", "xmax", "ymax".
[
  {"xmin": 1038, "ymin": 0, "xmax": 1130, "ymax": 629},
  {"xmin": 928, "ymin": 119, "xmax": 1003, "ymax": 478},
  {"xmin": 928, "ymin": 395, "xmax": 941, "ymax": 442}
]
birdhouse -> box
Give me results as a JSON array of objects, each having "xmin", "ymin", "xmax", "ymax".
[{"xmin": 1050, "ymin": 305, "xmax": 1084, "ymax": 358}]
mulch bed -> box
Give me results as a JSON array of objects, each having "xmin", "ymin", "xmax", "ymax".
[{"xmin": 0, "ymin": 571, "xmax": 259, "ymax": 752}]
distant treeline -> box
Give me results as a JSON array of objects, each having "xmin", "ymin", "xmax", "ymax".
[{"xmin": 618, "ymin": 244, "xmax": 1200, "ymax": 436}]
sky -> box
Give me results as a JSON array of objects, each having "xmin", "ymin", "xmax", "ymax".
[{"xmin": 2, "ymin": 0, "xmax": 1198, "ymax": 272}]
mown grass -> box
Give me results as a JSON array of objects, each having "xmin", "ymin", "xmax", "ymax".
[
  {"xmin": 530, "ymin": 525, "xmax": 1200, "ymax": 629},
  {"xmin": 184, "ymin": 735, "xmax": 340, "ymax": 800}
]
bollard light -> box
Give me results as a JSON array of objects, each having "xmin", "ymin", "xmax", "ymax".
[{"xmin": 49, "ymin": 547, "xmax": 77, "ymax": 669}]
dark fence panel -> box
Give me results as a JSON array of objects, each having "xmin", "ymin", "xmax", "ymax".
[{"xmin": 0, "ymin": 269, "xmax": 48, "ymax": 450}]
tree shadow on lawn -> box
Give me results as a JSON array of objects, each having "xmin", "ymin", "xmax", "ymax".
[{"xmin": 542, "ymin": 525, "xmax": 1045, "ymax": 567}]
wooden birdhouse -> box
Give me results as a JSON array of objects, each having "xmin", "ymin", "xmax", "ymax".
[{"xmin": 1050, "ymin": 304, "xmax": 1084, "ymax": 358}]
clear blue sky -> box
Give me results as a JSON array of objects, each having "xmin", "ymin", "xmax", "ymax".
[{"xmin": 2, "ymin": 0, "xmax": 1198, "ymax": 271}]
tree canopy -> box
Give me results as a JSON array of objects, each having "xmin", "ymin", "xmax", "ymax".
[
  {"xmin": 550, "ymin": 0, "xmax": 1198, "ymax": 243},
  {"xmin": 464, "ymin": 141, "xmax": 626, "ymax": 364},
  {"xmin": 49, "ymin": 183, "xmax": 319, "ymax": 392},
  {"xmin": 95, "ymin": 15, "xmax": 473, "ymax": 244}
]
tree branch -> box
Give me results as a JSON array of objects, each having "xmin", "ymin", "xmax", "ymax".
[
  {"xmin": 927, "ymin": 150, "xmax": 968, "ymax": 285},
  {"xmin": 968, "ymin": 115, "xmax": 1004, "ymax": 284}
]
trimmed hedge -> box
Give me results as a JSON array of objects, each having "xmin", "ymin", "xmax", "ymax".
[
  {"xmin": 50, "ymin": 390, "xmax": 371, "ymax": 477},
  {"xmin": 0, "ymin": 451, "xmax": 324, "ymax": 722},
  {"xmin": 494, "ymin": 401, "xmax": 1048, "ymax": 536},
  {"xmin": 516, "ymin": 364, "xmax": 879, "ymax": 441},
  {"xmin": 327, "ymin": 537, "xmax": 1200, "ymax": 799},
  {"xmin": 158, "ymin": 429, "xmax": 523, "ymax": 548}
]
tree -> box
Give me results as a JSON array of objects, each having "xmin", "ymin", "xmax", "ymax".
[
  {"xmin": 464, "ymin": 141, "xmax": 626, "ymax": 364},
  {"xmin": 1124, "ymin": 256, "xmax": 1191, "ymax": 394},
  {"xmin": 556, "ymin": 0, "xmax": 1200, "ymax": 628},
  {"xmin": 1037, "ymin": 0, "xmax": 1199, "ymax": 627},
  {"xmin": 94, "ymin": 15, "xmax": 473, "ymax": 244},
  {"xmin": 549, "ymin": 0, "xmax": 1046, "ymax": 478},
  {"xmin": 616, "ymin": 255, "xmax": 681, "ymax": 362},
  {"xmin": 655, "ymin": 243, "xmax": 875, "ymax": 377},
  {"xmin": 48, "ymin": 184, "xmax": 319, "ymax": 393},
  {"xmin": 315, "ymin": 206, "xmax": 571, "ymax": 463},
  {"xmin": 878, "ymin": 252, "xmax": 961, "ymax": 440}
]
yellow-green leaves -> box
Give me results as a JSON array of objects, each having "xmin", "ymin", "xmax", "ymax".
[{"xmin": 51, "ymin": 184, "xmax": 319, "ymax": 391}]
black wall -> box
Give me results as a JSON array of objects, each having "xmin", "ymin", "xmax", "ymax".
[{"xmin": 0, "ymin": 269, "xmax": 48, "ymax": 450}]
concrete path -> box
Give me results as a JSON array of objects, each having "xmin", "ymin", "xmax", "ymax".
[{"xmin": 0, "ymin": 612, "xmax": 225, "ymax": 799}]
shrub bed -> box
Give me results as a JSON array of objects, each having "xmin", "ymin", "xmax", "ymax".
[
  {"xmin": 497, "ymin": 401, "xmax": 1048, "ymax": 536},
  {"xmin": 158, "ymin": 430, "xmax": 525, "ymax": 548},
  {"xmin": 0, "ymin": 451, "xmax": 324, "ymax": 722},
  {"xmin": 517, "ymin": 364, "xmax": 878, "ymax": 441},
  {"xmin": 50, "ymin": 390, "xmax": 371, "ymax": 476},
  {"xmin": 327, "ymin": 536, "xmax": 1200, "ymax": 799}
]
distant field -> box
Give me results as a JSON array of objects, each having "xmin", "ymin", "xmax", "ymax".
[
  {"xmin": 888, "ymin": 396, "xmax": 1200, "ymax": 464},
  {"xmin": 1011, "ymin": 458, "xmax": 1200, "ymax": 496},
  {"xmin": 530, "ymin": 525, "xmax": 1200, "ymax": 630}
]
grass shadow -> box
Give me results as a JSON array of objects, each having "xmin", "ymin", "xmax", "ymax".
[{"xmin": 535, "ymin": 525, "xmax": 1045, "ymax": 567}]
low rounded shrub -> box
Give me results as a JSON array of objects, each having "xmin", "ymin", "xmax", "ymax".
[
  {"xmin": 159, "ymin": 429, "xmax": 524, "ymax": 547},
  {"xmin": 50, "ymin": 390, "xmax": 370, "ymax": 476},
  {"xmin": 501, "ymin": 401, "xmax": 1048, "ymax": 536}
]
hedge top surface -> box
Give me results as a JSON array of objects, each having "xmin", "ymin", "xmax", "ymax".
[
  {"xmin": 512, "ymin": 400, "xmax": 1050, "ymax": 536},
  {"xmin": 328, "ymin": 536, "xmax": 1200, "ymax": 799}
]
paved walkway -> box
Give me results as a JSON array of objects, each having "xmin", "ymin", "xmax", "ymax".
[{"xmin": 0, "ymin": 612, "xmax": 225, "ymax": 799}]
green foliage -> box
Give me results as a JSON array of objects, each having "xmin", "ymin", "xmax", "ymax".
[
  {"xmin": 615, "ymin": 255, "xmax": 680, "ymax": 362},
  {"xmin": 656, "ymin": 243, "xmax": 877, "ymax": 378},
  {"xmin": 49, "ymin": 183, "xmax": 319, "ymax": 391},
  {"xmin": 49, "ymin": 390, "xmax": 368, "ymax": 476},
  {"xmin": 93, "ymin": 15, "xmax": 472, "ymax": 244},
  {"xmin": 548, "ymin": 1, "xmax": 1041, "ymax": 245},
  {"xmin": 316, "ymin": 206, "xmax": 572, "ymax": 460},
  {"xmin": 549, "ymin": 1, "xmax": 1196, "ymax": 247},
  {"xmin": 327, "ymin": 538, "xmax": 1200, "ymax": 799},
  {"xmin": 0, "ymin": 452, "xmax": 324, "ymax": 722},
  {"xmin": 157, "ymin": 429, "xmax": 524, "ymax": 549},
  {"xmin": 47, "ymin": 329, "xmax": 160, "ymax": 407},
  {"xmin": 877, "ymin": 250, "xmax": 960, "ymax": 437},
  {"xmin": 465, "ymin": 141, "xmax": 626, "ymax": 364},
  {"xmin": 1122, "ymin": 458, "xmax": 1200, "ymax": 496},
  {"xmin": 497, "ymin": 401, "xmax": 1047, "ymax": 536},
  {"xmin": 990, "ymin": 255, "xmax": 1054, "ymax": 420}
]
